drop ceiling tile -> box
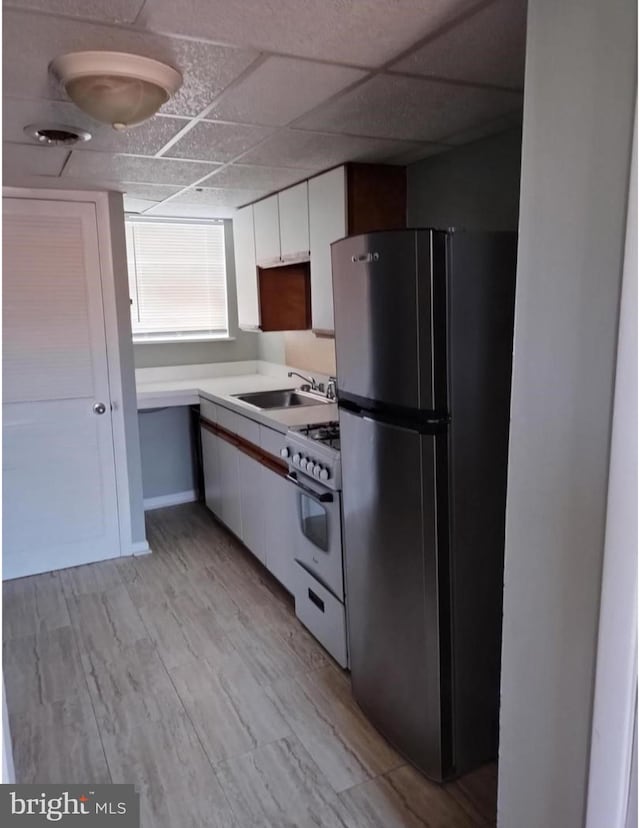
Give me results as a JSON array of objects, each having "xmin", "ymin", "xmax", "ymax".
[
  {"xmin": 384, "ymin": 143, "xmax": 451, "ymax": 166},
  {"xmin": 144, "ymin": 0, "xmax": 479, "ymax": 67},
  {"xmin": 167, "ymin": 121, "xmax": 275, "ymax": 163},
  {"xmin": 391, "ymin": 0, "xmax": 527, "ymax": 90},
  {"xmin": 3, "ymin": 9, "xmax": 259, "ymax": 118},
  {"xmin": 443, "ymin": 111, "xmax": 523, "ymax": 145},
  {"xmin": 3, "ymin": 143, "xmax": 68, "ymax": 180},
  {"xmin": 166, "ymin": 187, "xmax": 269, "ymax": 209},
  {"xmin": 123, "ymin": 197, "xmax": 159, "ymax": 213},
  {"xmin": 296, "ymin": 74, "xmax": 523, "ymax": 143},
  {"xmin": 3, "ymin": 97, "xmax": 188, "ymax": 155},
  {"xmin": 239, "ymin": 129, "xmax": 427, "ymax": 169},
  {"xmin": 145, "ymin": 202, "xmax": 234, "ymax": 219},
  {"xmin": 62, "ymin": 152, "xmax": 219, "ymax": 185},
  {"xmin": 208, "ymin": 57, "xmax": 367, "ymax": 126},
  {"xmin": 3, "ymin": 0, "xmax": 146, "ymax": 24},
  {"xmin": 203, "ymin": 164, "xmax": 314, "ymax": 192},
  {"xmin": 117, "ymin": 183, "xmax": 184, "ymax": 201}
]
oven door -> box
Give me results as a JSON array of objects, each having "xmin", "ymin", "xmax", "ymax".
[{"xmin": 287, "ymin": 472, "xmax": 344, "ymax": 601}]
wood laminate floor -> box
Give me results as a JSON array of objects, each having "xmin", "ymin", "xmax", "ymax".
[{"xmin": 4, "ymin": 502, "xmax": 497, "ymax": 827}]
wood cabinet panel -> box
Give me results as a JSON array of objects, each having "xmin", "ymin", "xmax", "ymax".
[
  {"xmin": 346, "ymin": 163, "xmax": 407, "ymax": 235},
  {"xmin": 258, "ymin": 262, "xmax": 311, "ymax": 332}
]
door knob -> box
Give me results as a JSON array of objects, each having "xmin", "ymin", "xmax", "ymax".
[{"xmin": 93, "ymin": 402, "xmax": 107, "ymax": 415}]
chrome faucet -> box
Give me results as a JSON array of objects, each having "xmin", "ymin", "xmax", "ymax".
[
  {"xmin": 326, "ymin": 376, "xmax": 338, "ymax": 401},
  {"xmin": 288, "ymin": 371, "xmax": 324, "ymax": 393}
]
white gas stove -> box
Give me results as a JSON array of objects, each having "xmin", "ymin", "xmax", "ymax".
[
  {"xmin": 280, "ymin": 421, "xmax": 342, "ymax": 491},
  {"xmin": 279, "ymin": 419, "xmax": 348, "ymax": 668}
]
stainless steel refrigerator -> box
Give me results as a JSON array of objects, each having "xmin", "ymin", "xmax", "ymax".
[{"xmin": 332, "ymin": 228, "xmax": 517, "ymax": 782}]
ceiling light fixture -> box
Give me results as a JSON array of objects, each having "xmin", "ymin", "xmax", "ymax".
[{"xmin": 49, "ymin": 51, "xmax": 182, "ymax": 131}]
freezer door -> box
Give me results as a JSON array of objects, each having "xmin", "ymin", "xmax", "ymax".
[
  {"xmin": 331, "ymin": 230, "xmax": 439, "ymax": 411},
  {"xmin": 340, "ymin": 406, "xmax": 448, "ymax": 779}
]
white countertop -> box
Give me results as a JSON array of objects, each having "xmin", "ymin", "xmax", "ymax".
[{"xmin": 137, "ymin": 361, "xmax": 338, "ymax": 434}]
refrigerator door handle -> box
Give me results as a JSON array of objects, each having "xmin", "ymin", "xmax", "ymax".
[{"xmin": 351, "ymin": 252, "xmax": 379, "ymax": 263}]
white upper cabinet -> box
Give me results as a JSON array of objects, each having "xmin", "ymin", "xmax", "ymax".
[
  {"xmin": 253, "ymin": 194, "xmax": 281, "ymax": 266},
  {"xmin": 309, "ymin": 167, "xmax": 347, "ymax": 334},
  {"xmin": 233, "ymin": 204, "xmax": 260, "ymax": 330},
  {"xmin": 278, "ymin": 181, "xmax": 310, "ymax": 261}
]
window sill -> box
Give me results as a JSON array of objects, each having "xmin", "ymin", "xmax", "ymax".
[{"xmin": 133, "ymin": 336, "xmax": 237, "ymax": 345}]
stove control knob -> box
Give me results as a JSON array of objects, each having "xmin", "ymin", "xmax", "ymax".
[
  {"xmin": 305, "ymin": 459, "xmax": 315, "ymax": 472},
  {"xmin": 313, "ymin": 464, "xmax": 322, "ymax": 478},
  {"xmin": 292, "ymin": 453, "xmax": 301, "ymax": 466},
  {"xmin": 320, "ymin": 468, "xmax": 330, "ymax": 481},
  {"xmin": 280, "ymin": 447, "xmax": 290, "ymax": 460}
]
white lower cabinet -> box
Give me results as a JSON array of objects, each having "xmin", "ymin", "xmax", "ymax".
[
  {"xmin": 238, "ymin": 451, "xmax": 267, "ymax": 565},
  {"xmin": 201, "ymin": 427, "xmax": 223, "ymax": 517},
  {"xmin": 263, "ymin": 468, "xmax": 297, "ymax": 593},
  {"xmin": 201, "ymin": 410, "xmax": 297, "ymax": 595},
  {"xmin": 217, "ymin": 435, "xmax": 242, "ymax": 537}
]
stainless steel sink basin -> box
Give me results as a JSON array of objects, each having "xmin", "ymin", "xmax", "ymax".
[{"xmin": 233, "ymin": 389, "xmax": 329, "ymax": 409}]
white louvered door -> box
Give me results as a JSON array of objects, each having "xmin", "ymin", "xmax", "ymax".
[{"xmin": 3, "ymin": 198, "xmax": 120, "ymax": 579}]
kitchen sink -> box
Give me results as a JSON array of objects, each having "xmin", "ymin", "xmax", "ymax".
[{"xmin": 233, "ymin": 389, "xmax": 330, "ymax": 409}]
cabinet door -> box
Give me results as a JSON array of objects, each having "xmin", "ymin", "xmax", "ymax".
[
  {"xmin": 309, "ymin": 167, "xmax": 347, "ymax": 333},
  {"xmin": 201, "ymin": 427, "xmax": 223, "ymax": 518},
  {"xmin": 278, "ymin": 181, "xmax": 310, "ymax": 260},
  {"xmin": 233, "ymin": 205, "xmax": 260, "ymax": 330},
  {"xmin": 263, "ymin": 469, "xmax": 297, "ymax": 593},
  {"xmin": 238, "ymin": 451, "xmax": 266, "ymax": 564},
  {"xmin": 253, "ymin": 195, "xmax": 281, "ymax": 266},
  {"xmin": 217, "ymin": 435, "xmax": 242, "ymax": 537}
]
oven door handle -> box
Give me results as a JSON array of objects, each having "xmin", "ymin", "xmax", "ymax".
[{"xmin": 286, "ymin": 472, "xmax": 334, "ymax": 503}]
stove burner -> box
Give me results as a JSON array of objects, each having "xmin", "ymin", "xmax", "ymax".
[{"xmin": 295, "ymin": 421, "xmax": 340, "ymax": 449}]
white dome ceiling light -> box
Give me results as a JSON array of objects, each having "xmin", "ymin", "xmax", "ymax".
[{"xmin": 49, "ymin": 51, "xmax": 183, "ymax": 131}]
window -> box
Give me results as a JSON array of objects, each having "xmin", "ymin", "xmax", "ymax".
[{"xmin": 125, "ymin": 218, "xmax": 229, "ymax": 342}]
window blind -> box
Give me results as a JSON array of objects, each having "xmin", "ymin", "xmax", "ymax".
[{"xmin": 125, "ymin": 219, "xmax": 229, "ymax": 342}]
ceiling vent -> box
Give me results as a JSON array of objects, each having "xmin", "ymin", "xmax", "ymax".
[{"xmin": 23, "ymin": 123, "xmax": 92, "ymax": 146}]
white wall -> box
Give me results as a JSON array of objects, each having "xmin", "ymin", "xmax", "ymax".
[
  {"xmin": 498, "ymin": 1, "xmax": 636, "ymax": 826},
  {"xmin": 585, "ymin": 100, "xmax": 637, "ymax": 828}
]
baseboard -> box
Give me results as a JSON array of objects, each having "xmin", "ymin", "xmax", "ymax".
[
  {"xmin": 143, "ymin": 490, "xmax": 198, "ymax": 511},
  {"xmin": 129, "ymin": 540, "xmax": 151, "ymax": 556}
]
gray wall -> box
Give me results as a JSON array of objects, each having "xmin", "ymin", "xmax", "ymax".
[
  {"xmin": 133, "ymin": 219, "xmax": 260, "ymax": 369},
  {"xmin": 139, "ymin": 406, "xmax": 197, "ymax": 500},
  {"xmin": 407, "ymin": 127, "xmax": 522, "ymax": 229},
  {"xmin": 498, "ymin": 1, "xmax": 636, "ymax": 827},
  {"xmin": 136, "ymin": 219, "xmax": 261, "ymax": 501}
]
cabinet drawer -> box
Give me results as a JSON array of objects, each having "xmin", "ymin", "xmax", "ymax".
[
  {"xmin": 293, "ymin": 563, "xmax": 348, "ymax": 668},
  {"xmin": 235, "ymin": 413, "xmax": 260, "ymax": 446},
  {"xmin": 259, "ymin": 425, "xmax": 286, "ymax": 460},
  {"xmin": 217, "ymin": 405, "xmax": 238, "ymax": 434},
  {"xmin": 200, "ymin": 398, "xmax": 218, "ymax": 424}
]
